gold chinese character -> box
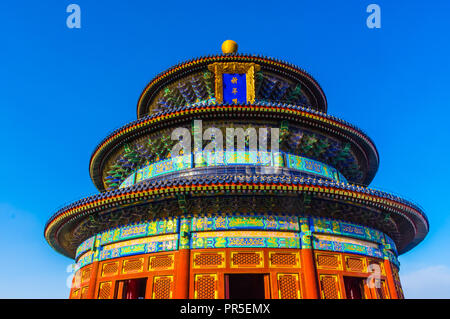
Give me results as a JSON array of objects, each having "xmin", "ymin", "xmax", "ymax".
[
  {"xmin": 232, "ymin": 88, "xmax": 238, "ymax": 94},
  {"xmin": 232, "ymin": 98, "xmax": 238, "ymax": 103},
  {"xmin": 231, "ymin": 77, "xmax": 238, "ymax": 84}
]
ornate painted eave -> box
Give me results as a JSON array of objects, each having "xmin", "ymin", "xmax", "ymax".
[
  {"xmin": 136, "ymin": 54, "xmax": 328, "ymax": 117},
  {"xmin": 89, "ymin": 101, "xmax": 379, "ymax": 191},
  {"xmin": 45, "ymin": 175, "xmax": 428, "ymax": 259}
]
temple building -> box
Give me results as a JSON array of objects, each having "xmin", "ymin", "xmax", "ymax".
[{"xmin": 45, "ymin": 41, "xmax": 428, "ymax": 299}]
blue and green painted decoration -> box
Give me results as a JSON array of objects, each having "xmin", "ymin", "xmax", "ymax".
[{"xmin": 75, "ymin": 214, "xmax": 399, "ymax": 269}]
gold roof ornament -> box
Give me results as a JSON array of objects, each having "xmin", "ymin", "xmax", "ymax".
[{"xmin": 221, "ymin": 40, "xmax": 238, "ymax": 54}]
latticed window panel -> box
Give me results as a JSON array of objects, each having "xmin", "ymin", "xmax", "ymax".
[
  {"xmin": 375, "ymin": 280, "xmax": 389, "ymax": 299},
  {"xmin": 368, "ymin": 259, "xmax": 385, "ymax": 276},
  {"xmin": 152, "ymin": 276, "xmax": 173, "ymax": 299},
  {"xmin": 277, "ymin": 274, "xmax": 301, "ymax": 299},
  {"xmin": 122, "ymin": 257, "xmax": 144, "ymax": 274},
  {"xmin": 345, "ymin": 256, "xmax": 366, "ymax": 273},
  {"xmin": 81, "ymin": 267, "xmax": 91, "ymax": 283},
  {"xmin": 392, "ymin": 265, "xmax": 400, "ymax": 282},
  {"xmin": 390, "ymin": 264, "xmax": 405, "ymax": 299},
  {"xmin": 98, "ymin": 282, "xmax": 112, "ymax": 299},
  {"xmin": 269, "ymin": 252, "xmax": 300, "ymax": 268},
  {"xmin": 71, "ymin": 289, "xmax": 80, "ymax": 299},
  {"xmin": 194, "ymin": 274, "xmax": 218, "ymax": 299},
  {"xmin": 101, "ymin": 261, "xmax": 119, "ymax": 277},
  {"xmin": 395, "ymin": 281, "xmax": 404, "ymax": 299},
  {"xmin": 80, "ymin": 286, "xmax": 89, "ymax": 299},
  {"xmin": 193, "ymin": 253, "xmax": 225, "ymax": 268},
  {"xmin": 319, "ymin": 275, "xmax": 341, "ymax": 299},
  {"xmin": 149, "ymin": 255, "xmax": 174, "ymax": 271},
  {"xmin": 72, "ymin": 270, "xmax": 82, "ymax": 289},
  {"xmin": 231, "ymin": 252, "xmax": 263, "ymax": 268},
  {"xmin": 315, "ymin": 253, "xmax": 341, "ymax": 270}
]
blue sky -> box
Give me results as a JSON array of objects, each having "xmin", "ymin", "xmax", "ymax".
[{"xmin": 0, "ymin": 0, "xmax": 449, "ymax": 298}]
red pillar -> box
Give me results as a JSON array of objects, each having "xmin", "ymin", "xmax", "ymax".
[
  {"xmin": 301, "ymin": 248, "xmax": 319, "ymax": 299},
  {"xmin": 86, "ymin": 261, "xmax": 100, "ymax": 299},
  {"xmin": 384, "ymin": 259, "xmax": 399, "ymax": 299},
  {"xmin": 174, "ymin": 249, "xmax": 190, "ymax": 299}
]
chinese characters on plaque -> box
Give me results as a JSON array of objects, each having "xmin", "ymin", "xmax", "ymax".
[{"xmin": 222, "ymin": 73, "xmax": 247, "ymax": 104}]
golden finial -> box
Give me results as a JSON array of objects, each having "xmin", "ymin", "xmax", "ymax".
[{"xmin": 221, "ymin": 40, "xmax": 238, "ymax": 54}]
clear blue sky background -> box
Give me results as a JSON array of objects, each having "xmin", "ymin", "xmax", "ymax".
[{"xmin": 0, "ymin": 0, "xmax": 449, "ymax": 298}]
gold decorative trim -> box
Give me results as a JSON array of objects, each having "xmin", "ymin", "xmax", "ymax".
[{"xmin": 207, "ymin": 62, "xmax": 261, "ymax": 104}]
